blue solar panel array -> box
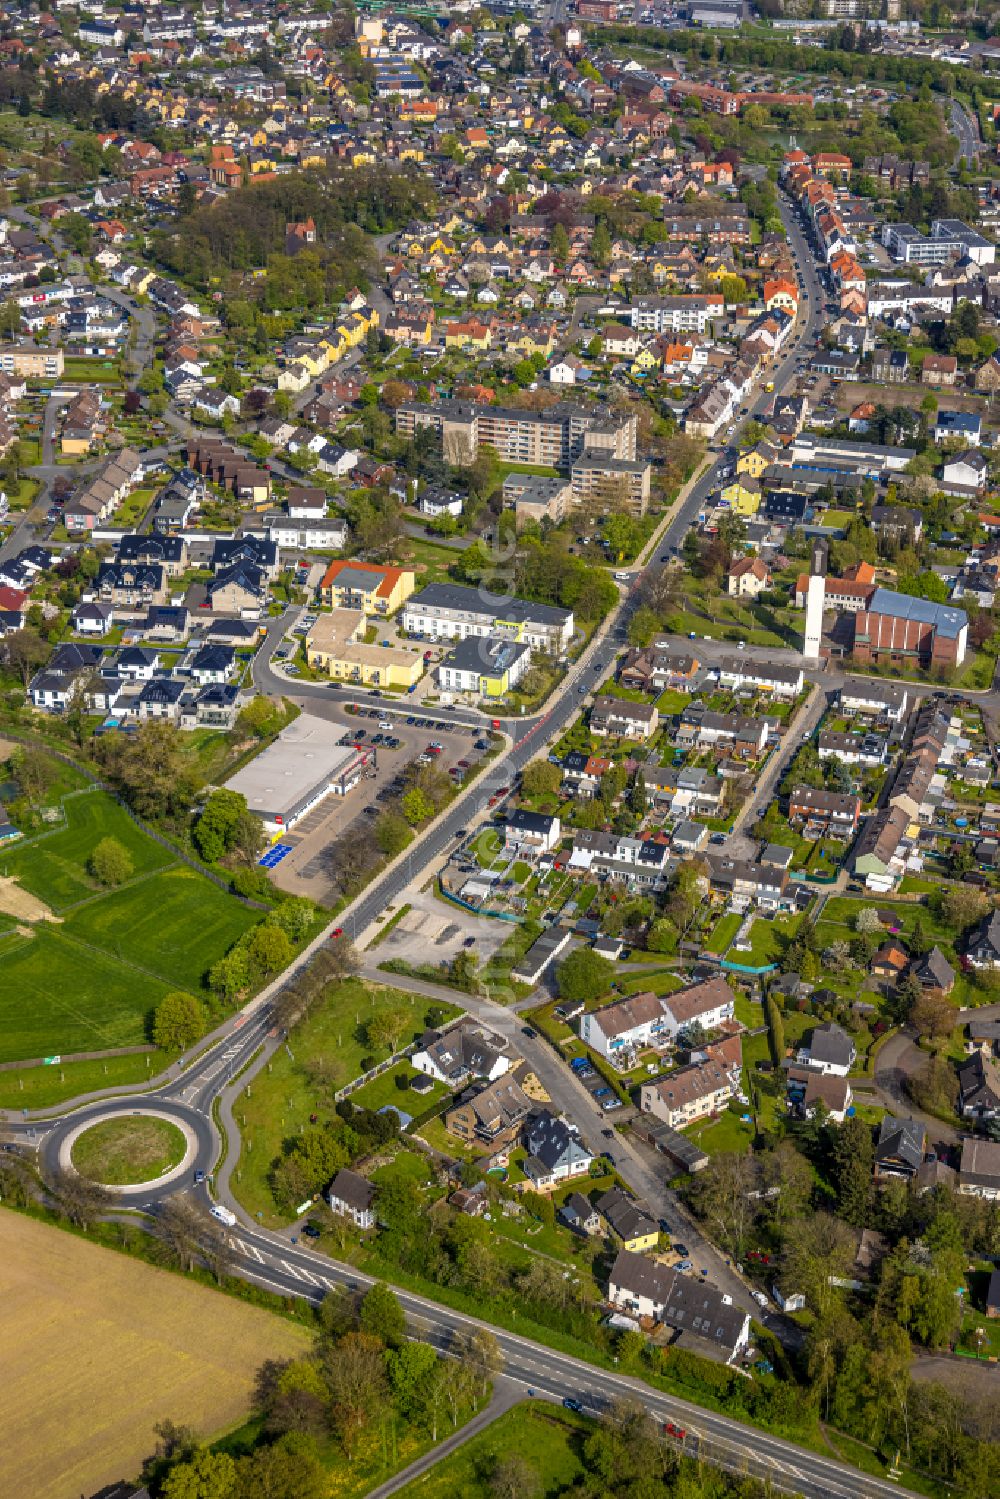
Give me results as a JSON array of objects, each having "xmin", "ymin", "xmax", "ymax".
[{"xmin": 259, "ymin": 843, "xmax": 293, "ymax": 869}]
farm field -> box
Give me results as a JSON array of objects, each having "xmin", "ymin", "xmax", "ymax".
[
  {"xmin": 0, "ymin": 1209, "xmax": 310, "ymax": 1499},
  {"xmin": 0, "ymin": 789, "xmax": 260, "ymax": 1063}
]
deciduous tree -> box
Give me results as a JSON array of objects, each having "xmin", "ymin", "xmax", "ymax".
[
  {"xmin": 555, "ymin": 947, "xmax": 614, "ymax": 1004},
  {"xmin": 152, "ymin": 991, "xmax": 206, "ymax": 1051},
  {"xmin": 88, "ymin": 835, "xmax": 134, "ymax": 886}
]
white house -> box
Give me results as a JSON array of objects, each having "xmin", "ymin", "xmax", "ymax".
[
  {"xmin": 327, "ymin": 1168, "xmax": 376, "ymax": 1229},
  {"xmin": 941, "ymin": 450, "xmax": 988, "ymax": 495},
  {"xmin": 795, "ymin": 1022, "xmax": 856, "ymax": 1077},
  {"xmin": 608, "ymin": 1250, "xmax": 751, "ymax": 1362},
  {"xmin": 521, "ymin": 1113, "xmax": 594, "ymax": 1190},
  {"xmin": 580, "ymin": 977, "xmax": 736, "ymax": 1061},
  {"xmin": 549, "ymin": 358, "xmax": 578, "ymax": 386},
  {"xmin": 411, "ymin": 1020, "xmax": 511, "ymax": 1086},
  {"xmin": 503, "ymin": 809, "xmax": 560, "ymax": 856}
]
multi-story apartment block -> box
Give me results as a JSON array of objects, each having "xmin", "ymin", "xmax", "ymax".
[
  {"xmin": 395, "ymin": 400, "xmax": 636, "ymax": 470},
  {"xmin": 628, "ymin": 295, "xmax": 724, "ymax": 334},
  {"xmin": 402, "ymin": 582, "xmax": 574, "ymax": 654},
  {"xmin": 0, "ymin": 344, "xmax": 64, "ymax": 379}
]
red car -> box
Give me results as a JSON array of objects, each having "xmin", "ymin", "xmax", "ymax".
[
  {"xmin": 330, "ymin": 928, "xmax": 344, "ymax": 939},
  {"xmin": 663, "ymin": 1423, "xmax": 686, "ymax": 1441}
]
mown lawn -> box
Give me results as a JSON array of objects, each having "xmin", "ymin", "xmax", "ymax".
[
  {"xmin": 705, "ymin": 912, "xmax": 741, "ymax": 955},
  {"xmin": 3, "ymin": 791, "xmax": 173, "ymax": 910},
  {"xmin": 348, "ymin": 1062, "xmax": 452, "ymax": 1118},
  {"xmin": 0, "ymin": 926, "xmax": 176, "ymax": 1062},
  {"xmin": 738, "ymin": 913, "xmax": 802, "ymax": 967},
  {"xmin": 0, "ymin": 785, "xmax": 264, "ymax": 1063},
  {"xmin": 63, "ymin": 866, "xmax": 259, "ymax": 996}
]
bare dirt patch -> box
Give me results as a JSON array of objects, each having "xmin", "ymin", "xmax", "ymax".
[
  {"xmin": 0, "ymin": 1209, "xmax": 310, "ymax": 1499},
  {"xmin": 0, "ymin": 876, "xmax": 60, "ymax": 923}
]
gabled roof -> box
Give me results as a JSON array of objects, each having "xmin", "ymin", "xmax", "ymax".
[{"xmin": 875, "ymin": 1115, "xmax": 925, "ymax": 1170}]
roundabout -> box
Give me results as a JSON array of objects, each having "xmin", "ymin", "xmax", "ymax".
[
  {"xmin": 45, "ymin": 1098, "xmax": 215, "ymax": 1200},
  {"xmin": 71, "ymin": 1115, "xmax": 188, "ymax": 1187}
]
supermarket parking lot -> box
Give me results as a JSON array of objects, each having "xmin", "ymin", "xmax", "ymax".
[{"xmin": 266, "ymin": 698, "xmax": 492, "ymax": 903}]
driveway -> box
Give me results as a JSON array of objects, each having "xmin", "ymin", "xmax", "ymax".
[{"xmin": 865, "ymin": 1029, "xmax": 960, "ymax": 1147}]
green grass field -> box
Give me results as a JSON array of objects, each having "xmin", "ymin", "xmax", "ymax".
[
  {"xmin": 72, "ymin": 1116, "xmax": 187, "ymax": 1185},
  {"xmin": 0, "ymin": 1050, "xmax": 164, "ymax": 1109},
  {"xmin": 0, "ymin": 927, "xmax": 176, "ymax": 1062},
  {"xmin": 0, "ymin": 788, "xmax": 261, "ymax": 1064},
  {"xmin": 396, "ymin": 1404, "xmax": 589, "ymax": 1498},
  {"xmin": 64, "ymin": 867, "xmax": 258, "ymax": 995},
  {"xmin": 232, "ymin": 977, "xmax": 462, "ymax": 1226},
  {"xmin": 2, "ymin": 792, "xmax": 172, "ymax": 909},
  {"xmin": 348, "ymin": 1062, "xmax": 451, "ymax": 1117}
]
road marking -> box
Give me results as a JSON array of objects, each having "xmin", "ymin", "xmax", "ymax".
[
  {"xmin": 281, "ymin": 1258, "xmax": 320, "ymax": 1285},
  {"xmin": 230, "ymin": 1237, "xmax": 264, "ymax": 1264}
]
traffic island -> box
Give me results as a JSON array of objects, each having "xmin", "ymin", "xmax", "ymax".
[{"xmin": 68, "ymin": 1114, "xmax": 190, "ymax": 1188}]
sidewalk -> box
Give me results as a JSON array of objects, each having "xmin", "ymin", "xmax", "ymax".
[{"xmin": 363, "ymin": 1379, "xmax": 522, "ymax": 1499}]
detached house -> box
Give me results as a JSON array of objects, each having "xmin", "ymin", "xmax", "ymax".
[
  {"xmin": 958, "ymin": 1051, "xmax": 1000, "ymax": 1122},
  {"xmin": 786, "ymin": 786, "xmax": 861, "ymax": 839},
  {"xmin": 874, "ymin": 1116, "xmax": 926, "ymax": 1183},
  {"xmin": 596, "ymin": 1187, "xmax": 659, "ymax": 1252},
  {"xmin": 327, "ymin": 1168, "xmax": 376, "ymax": 1229},
  {"xmin": 522, "ymin": 1112, "xmax": 594, "ymax": 1190},
  {"xmin": 796, "ymin": 1022, "xmax": 856, "ymax": 1077},
  {"xmin": 965, "ymin": 908, "xmax": 1000, "ymax": 969},
  {"xmin": 445, "ymin": 1073, "xmax": 532, "ymax": 1153}
]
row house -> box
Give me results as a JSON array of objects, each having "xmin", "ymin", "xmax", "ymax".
[
  {"xmin": 590, "ymin": 695, "xmax": 658, "ymax": 741},
  {"xmin": 787, "ymin": 785, "xmax": 862, "ymax": 839},
  {"xmin": 639, "ymin": 1034, "xmax": 743, "ymax": 1129},
  {"xmin": 704, "ymin": 853, "xmax": 792, "ymax": 911},
  {"xmin": 675, "ymin": 710, "xmax": 768, "ymax": 760},
  {"xmin": 567, "ymin": 829, "xmax": 672, "ymax": 891}
]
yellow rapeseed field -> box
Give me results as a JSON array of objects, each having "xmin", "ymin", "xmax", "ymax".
[{"xmin": 0, "ymin": 1209, "xmax": 311, "ymax": 1499}]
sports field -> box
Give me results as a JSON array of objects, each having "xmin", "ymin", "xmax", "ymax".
[
  {"xmin": 1, "ymin": 791, "xmax": 173, "ymax": 908},
  {"xmin": 0, "ymin": 791, "xmax": 259, "ymax": 1063},
  {"xmin": 0, "ymin": 1209, "xmax": 310, "ymax": 1499}
]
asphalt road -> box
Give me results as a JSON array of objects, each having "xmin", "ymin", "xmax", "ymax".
[
  {"xmin": 949, "ymin": 100, "xmax": 980, "ymax": 165},
  {"xmin": 165, "ymin": 1193, "xmax": 921, "ymax": 1499},
  {"xmin": 0, "ymin": 188, "xmax": 926, "ymax": 1499}
]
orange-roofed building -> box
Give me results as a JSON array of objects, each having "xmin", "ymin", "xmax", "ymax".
[
  {"xmin": 764, "ymin": 276, "xmax": 799, "ymax": 313},
  {"xmin": 782, "ymin": 149, "xmax": 810, "ymax": 171},
  {"xmin": 319, "ymin": 559, "xmax": 416, "ymax": 617},
  {"xmin": 813, "ymin": 152, "xmax": 853, "ymax": 179},
  {"xmin": 843, "ymin": 561, "xmax": 876, "ymax": 585},
  {"xmin": 830, "ymin": 251, "xmax": 866, "ymax": 291}
]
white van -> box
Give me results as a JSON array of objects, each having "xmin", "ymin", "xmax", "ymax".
[{"xmin": 210, "ymin": 1204, "xmax": 237, "ymax": 1228}]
